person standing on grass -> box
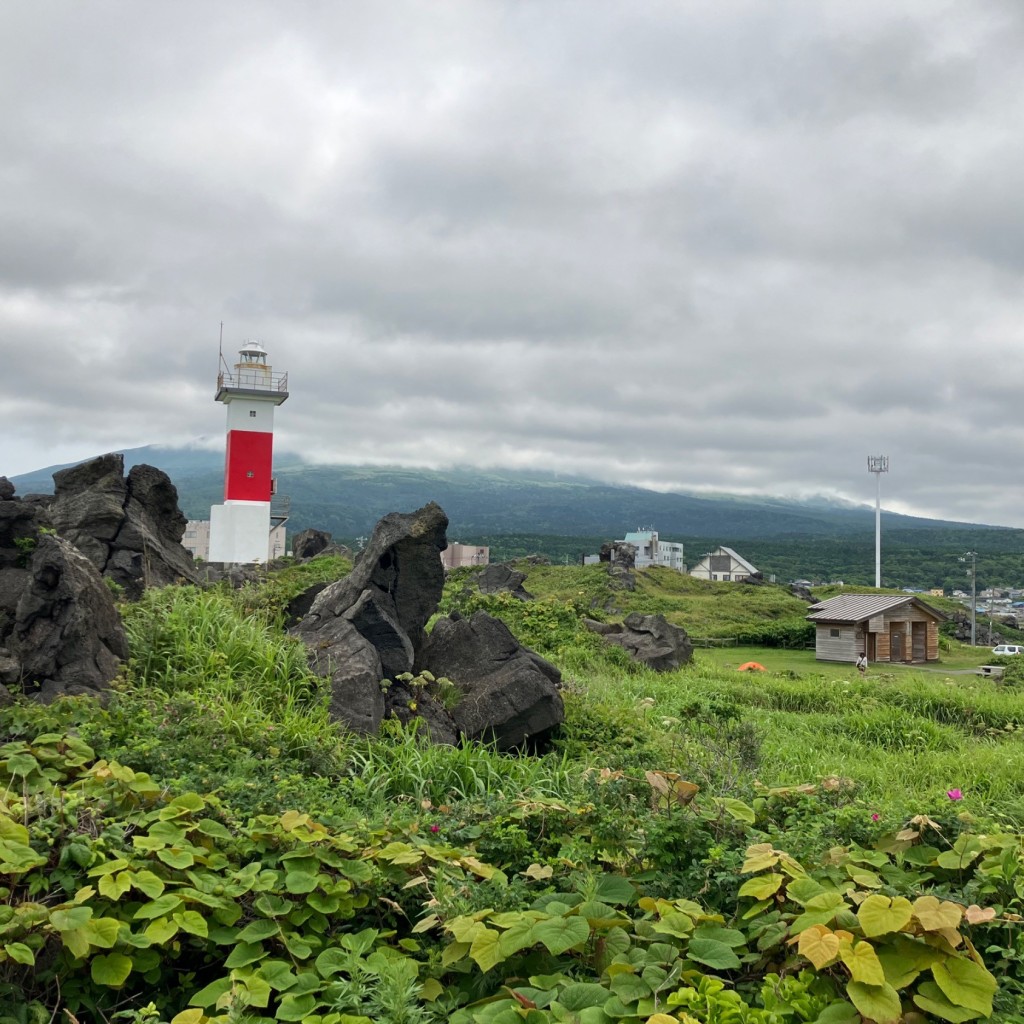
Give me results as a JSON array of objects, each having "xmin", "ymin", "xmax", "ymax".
[{"xmin": 856, "ymin": 652, "xmax": 867, "ymax": 675}]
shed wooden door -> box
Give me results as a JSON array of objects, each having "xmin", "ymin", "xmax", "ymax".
[
  {"xmin": 912, "ymin": 622, "xmax": 927, "ymax": 662},
  {"xmin": 890, "ymin": 629, "xmax": 903, "ymax": 661}
]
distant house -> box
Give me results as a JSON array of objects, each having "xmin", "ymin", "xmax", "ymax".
[
  {"xmin": 689, "ymin": 546, "xmax": 757, "ymax": 582},
  {"xmin": 806, "ymin": 594, "xmax": 946, "ymax": 664},
  {"xmin": 621, "ymin": 529, "xmax": 686, "ymax": 571},
  {"xmin": 442, "ymin": 542, "xmax": 489, "ymax": 569}
]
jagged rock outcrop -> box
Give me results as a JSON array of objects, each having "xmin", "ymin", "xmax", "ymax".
[
  {"xmin": 48, "ymin": 454, "xmax": 199, "ymax": 600},
  {"xmin": 584, "ymin": 612, "xmax": 693, "ymax": 672},
  {"xmin": 290, "ymin": 503, "xmax": 449, "ymax": 736},
  {"xmin": 292, "ymin": 528, "xmax": 335, "ymax": 560},
  {"xmin": 789, "ymin": 583, "xmax": 815, "ymax": 603},
  {"xmin": 418, "ymin": 611, "xmax": 563, "ymax": 750},
  {"xmin": 742, "ymin": 572, "xmax": 768, "ymax": 586},
  {"xmin": 0, "ymin": 479, "xmax": 128, "ymax": 702},
  {"xmin": 950, "ymin": 611, "xmax": 1001, "ymax": 647},
  {"xmin": 599, "ymin": 541, "xmax": 637, "ymax": 591},
  {"xmin": 290, "ymin": 502, "xmax": 563, "ymax": 747},
  {"xmin": 476, "ymin": 564, "xmax": 533, "ymax": 600}
]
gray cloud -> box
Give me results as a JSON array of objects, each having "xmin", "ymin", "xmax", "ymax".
[{"xmin": 2, "ymin": 1, "xmax": 1024, "ymax": 528}]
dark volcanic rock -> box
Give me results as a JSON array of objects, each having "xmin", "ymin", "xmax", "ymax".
[
  {"xmin": 476, "ymin": 564, "xmax": 533, "ymax": 600},
  {"xmin": 290, "ymin": 503, "xmax": 449, "ymax": 733},
  {"xmin": 290, "ymin": 502, "xmax": 563, "ymax": 750},
  {"xmin": 418, "ymin": 611, "xmax": 564, "ymax": 751},
  {"xmin": 0, "ymin": 482, "xmax": 127, "ymax": 703},
  {"xmin": 292, "ymin": 528, "xmax": 334, "ymax": 560},
  {"xmin": 742, "ymin": 572, "xmax": 768, "ymax": 586},
  {"xmin": 49, "ymin": 454, "xmax": 199, "ymax": 599},
  {"xmin": 585, "ymin": 612, "xmax": 693, "ymax": 672},
  {"xmin": 789, "ymin": 583, "xmax": 815, "ymax": 603}
]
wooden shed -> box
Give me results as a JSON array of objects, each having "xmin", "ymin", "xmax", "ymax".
[{"xmin": 806, "ymin": 594, "xmax": 946, "ymax": 664}]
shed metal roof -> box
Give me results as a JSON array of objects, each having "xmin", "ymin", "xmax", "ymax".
[{"xmin": 806, "ymin": 594, "xmax": 946, "ymax": 623}]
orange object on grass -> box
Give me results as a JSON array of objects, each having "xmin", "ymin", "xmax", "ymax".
[{"xmin": 738, "ymin": 661, "xmax": 766, "ymax": 671}]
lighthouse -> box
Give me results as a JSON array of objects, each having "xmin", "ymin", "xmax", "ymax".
[{"xmin": 208, "ymin": 340, "xmax": 289, "ymax": 563}]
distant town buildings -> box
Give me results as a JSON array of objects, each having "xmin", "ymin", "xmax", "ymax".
[
  {"xmin": 621, "ymin": 529, "xmax": 686, "ymax": 570},
  {"xmin": 689, "ymin": 546, "xmax": 758, "ymax": 582},
  {"xmin": 442, "ymin": 542, "xmax": 489, "ymax": 569}
]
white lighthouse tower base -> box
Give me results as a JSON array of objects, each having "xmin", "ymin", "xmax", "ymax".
[{"xmin": 209, "ymin": 502, "xmax": 271, "ymax": 564}]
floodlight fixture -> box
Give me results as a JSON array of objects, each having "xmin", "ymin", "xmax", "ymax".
[{"xmin": 867, "ymin": 456, "xmax": 889, "ymax": 588}]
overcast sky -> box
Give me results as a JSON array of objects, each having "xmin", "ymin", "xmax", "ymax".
[{"xmin": 3, "ymin": 2, "xmax": 1023, "ymax": 526}]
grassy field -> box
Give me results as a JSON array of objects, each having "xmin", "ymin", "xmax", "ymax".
[{"xmin": 7, "ymin": 556, "xmax": 1024, "ymax": 1021}]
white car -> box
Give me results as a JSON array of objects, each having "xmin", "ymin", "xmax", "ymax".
[{"xmin": 992, "ymin": 644, "xmax": 1024, "ymax": 656}]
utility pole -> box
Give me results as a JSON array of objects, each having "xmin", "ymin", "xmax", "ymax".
[
  {"xmin": 867, "ymin": 456, "xmax": 889, "ymax": 588},
  {"xmin": 959, "ymin": 551, "xmax": 977, "ymax": 646}
]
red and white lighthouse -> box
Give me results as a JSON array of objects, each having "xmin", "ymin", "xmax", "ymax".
[{"xmin": 208, "ymin": 340, "xmax": 289, "ymax": 563}]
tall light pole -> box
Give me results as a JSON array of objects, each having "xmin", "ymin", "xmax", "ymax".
[
  {"xmin": 959, "ymin": 551, "xmax": 977, "ymax": 646},
  {"xmin": 867, "ymin": 456, "xmax": 889, "ymax": 588}
]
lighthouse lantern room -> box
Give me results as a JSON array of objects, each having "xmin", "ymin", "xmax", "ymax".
[{"xmin": 208, "ymin": 340, "xmax": 289, "ymax": 564}]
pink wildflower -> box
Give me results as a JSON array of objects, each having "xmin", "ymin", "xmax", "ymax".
[
  {"xmin": 871, "ymin": 813, "xmax": 880, "ymax": 821},
  {"xmin": 430, "ymin": 824, "xmax": 440, "ymax": 833},
  {"xmin": 947, "ymin": 788, "xmax": 963, "ymax": 801}
]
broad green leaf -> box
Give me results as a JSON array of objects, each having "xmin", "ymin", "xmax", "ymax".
[
  {"xmin": 157, "ymin": 847, "xmax": 195, "ymax": 869},
  {"xmin": 609, "ymin": 970, "xmax": 652, "ymax": 1003},
  {"xmin": 932, "ymin": 957, "xmax": 996, "ymax": 1016},
  {"xmin": 814, "ymin": 1001, "xmax": 860, "ymax": 1023},
  {"xmin": 237, "ymin": 919, "xmax": 281, "ymax": 944},
  {"xmin": 913, "ymin": 981, "xmax": 983, "ymax": 1023},
  {"xmin": 738, "ymin": 874, "xmax": 783, "ymax": 900},
  {"xmin": 3, "ymin": 942, "xmax": 34, "ymax": 965},
  {"xmin": 134, "ymin": 895, "xmax": 183, "ymax": 920},
  {"xmin": 284, "ymin": 870, "xmax": 319, "ymax": 894},
  {"xmin": 174, "ymin": 911, "xmax": 209, "ymax": 938},
  {"xmin": 687, "ymin": 938, "xmax": 742, "ymax": 970},
  {"xmin": 99, "ymin": 871, "xmax": 132, "ymax": 901},
  {"xmin": 171, "ymin": 1011, "xmax": 205, "ymax": 1024},
  {"xmin": 315, "ymin": 948, "xmax": 349, "ymax": 978},
  {"xmin": 858, "ymin": 895, "xmax": 913, "ymax": 938},
  {"xmin": 498, "ymin": 918, "xmax": 536, "ymax": 959},
  {"xmin": 195, "ymin": 818, "xmax": 232, "ymax": 839},
  {"xmin": 50, "ymin": 906, "xmax": 92, "ymax": 931},
  {"xmin": 257, "ymin": 959, "xmax": 298, "ymax": 991},
  {"xmin": 225, "ymin": 941, "xmax": 267, "ymax": 968},
  {"xmin": 189, "ymin": 976, "xmax": 232, "ymax": 1008},
  {"xmin": 470, "ymin": 927, "xmax": 504, "ymax": 972},
  {"xmin": 6, "ymin": 753, "xmax": 39, "ymax": 777},
  {"xmin": 556, "ymin": 983, "xmax": 608, "ymax": 1011},
  {"xmin": 531, "ymin": 916, "xmax": 590, "ymax": 956},
  {"xmin": 715, "ymin": 797, "xmax": 755, "ymax": 823},
  {"xmin": 132, "ymin": 871, "xmax": 165, "ymax": 898},
  {"xmin": 81, "ymin": 917, "xmax": 121, "ymax": 949},
  {"xmin": 593, "ymin": 875, "xmax": 635, "ymax": 905},
  {"xmin": 144, "ymin": 917, "xmax": 179, "ymax": 945},
  {"xmin": 741, "ymin": 843, "xmax": 779, "ymax": 873},
  {"xmin": 798, "ymin": 925, "xmax": 840, "ymax": 970},
  {"xmin": 692, "ymin": 925, "xmax": 746, "ymax": 949},
  {"xmin": 913, "ymin": 896, "xmax": 963, "ymax": 932},
  {"xmin": 846, "ymin": 980, "xmax": 902, "ymax": 1024},
  {"xmin": 276, "ymin": 992, "xmax": 316, "ymax": 1021},
  {"xmin": 61, "ymin": 928, "xmax": 90, "ymax": 959},
  {"xmin": 307, "ymin": 892, "xmax": 340, "ymax": 915},
  {"xmin": 90, "ymin": 953, "xmax": 133, "ymax": 987},
  {"xmin": 840, "ymin": 940, "xmax": 885, "ymax": 987}
]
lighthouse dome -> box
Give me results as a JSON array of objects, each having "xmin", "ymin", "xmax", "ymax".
[{"xmin": 238, "ymin": 340, "xmax": 268, "ymax": 362}]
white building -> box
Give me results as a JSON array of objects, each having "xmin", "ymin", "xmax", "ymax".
[
  {"xmin": 621, "ymin": 529, "xmax": 686, "ymax": 571},
  {"xmin": 441, "ymin": 543, "xmax": 489, "ymax": 569},
  {"xmin": 689, "ymin": 546, "xmax": 758, "ymax": 582},
  {"xmin": 183, "ymin": 519, "xmax": 286, "ymax": 563}
]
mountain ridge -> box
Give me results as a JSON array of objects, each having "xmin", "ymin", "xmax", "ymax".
[{"xmin": 7, "ymin": 443, "xmax": 1008, "ymax": 541}]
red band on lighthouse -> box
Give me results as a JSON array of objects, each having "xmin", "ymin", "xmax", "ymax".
[{"xmin": 224, "ymin": 430, "xmax": 274, "ymax": 501}]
